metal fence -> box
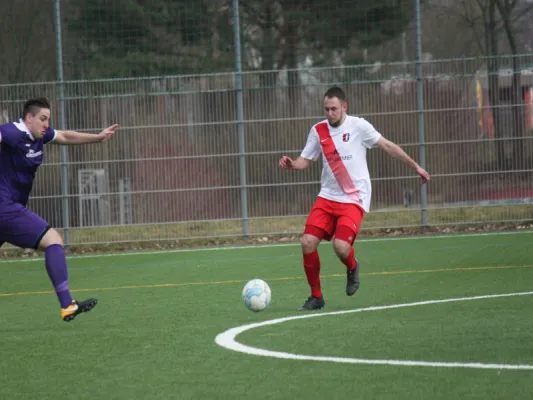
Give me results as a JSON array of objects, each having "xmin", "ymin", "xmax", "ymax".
[
  {"xmin": 1, "ymin": 56, "xmax": 533, "ymax": 248},
  {"xmin": 1, "ymin": 0, "xmax": 533, "ymax": 250}
]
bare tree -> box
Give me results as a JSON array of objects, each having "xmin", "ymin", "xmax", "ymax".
[
  {"xmin": 0, "ymin": 0, "xmax": 56, "ymax": 84},
  {"xmin": 432, "ymin": 0, "xmax": 531, "ymax": 170},
  {"xmin": 454, "ymin": 0, "xmax": 505, "ymax": 169},
  {"xmin": 240, "ymin": 0, "xmax": 283, "ymax": 89},
  {"xmin": 495, "ymin": 0, "xmax": 533, "ymax": 171}
]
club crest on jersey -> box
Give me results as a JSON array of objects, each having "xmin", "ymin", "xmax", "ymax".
[{"xmin": 342, "ymin": 133, "xmax": 350, "ymax": 142}]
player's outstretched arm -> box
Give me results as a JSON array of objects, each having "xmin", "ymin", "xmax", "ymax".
[
  {"xmin": 279, "ymin": 156, "xmax": 313, "ymax": 170},
  {"xmin": 376, "ymin": 137, "xmax": 430, "ymax": 184},
  {"xmin": 53, "ymin": 124, "xmax": 119, "ymax": 145}
]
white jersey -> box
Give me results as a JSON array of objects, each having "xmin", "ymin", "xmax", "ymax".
[{"xmin": 300, "ymin": 115, "xmax": 382, "ymax": 212}]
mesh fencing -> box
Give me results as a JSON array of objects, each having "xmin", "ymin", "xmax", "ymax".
[{"xmin": 1, "ymin": 1, "xmax": 533, "ymax": 249}]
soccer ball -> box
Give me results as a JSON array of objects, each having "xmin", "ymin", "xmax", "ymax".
[{"xmin": 242, "ymin": 279, "xmax": 271, "ymax": 312}]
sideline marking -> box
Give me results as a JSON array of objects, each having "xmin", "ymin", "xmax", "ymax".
[
  {"xmin": 1, "ymin": 264, "xmax": 532, "ymax": 298},
  {"xmin": 1, "ymin": 230, "xmax": 532, "ymax": 264},
  {"xmin": 215, "ymin": 291, "xmax": 533, "ymax": 370}
]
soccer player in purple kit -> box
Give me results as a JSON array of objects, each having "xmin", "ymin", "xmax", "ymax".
[{"xmin": 0, "ymin": 97, "xmax": 118, "ymax": 321}]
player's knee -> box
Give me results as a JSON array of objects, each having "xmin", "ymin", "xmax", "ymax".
[
  {"xmin": 332, "ymin": 239, "xmax": 351, "ymax": 260},
  {"xmin": 39, "ymin": 228, "xmax": 64, "ymax": 249},
  {"xmin": 301, "ymin": 234, "xmax": 319, "ymax": 253}
]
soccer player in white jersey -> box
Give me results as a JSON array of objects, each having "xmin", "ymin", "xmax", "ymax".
[{"xmin": 279, "ymin": 86, "xmax": 430, "ymax": 311}]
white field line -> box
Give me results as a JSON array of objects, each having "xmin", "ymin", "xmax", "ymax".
[
  {"xmin": 215, "ymin": 291, "xmax": 533, "ymax": 370},
  {"xmin": 1, "ymin": 229, "xmax": 532, "ymax": 264}
]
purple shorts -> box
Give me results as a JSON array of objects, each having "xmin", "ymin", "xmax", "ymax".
[{"xmin": 0, "ymin": 201, "xmax": 50, "ymax": 249}]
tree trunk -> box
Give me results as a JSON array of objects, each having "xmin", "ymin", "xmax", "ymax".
[
  {"xmin": 510, "ymin": 54, "xmax": 525, "ymax": 171},
  {"xmin": 286, "ymin": 22, "xmax": 299, "ymax": 101},
  {"xmin": 496, "ymin": 0, "xmax": 525, "ymax": 172},
  {"xmin": 487, "ymin": 0, "xmax": 505, "ymax": 170},
  {"xmin": 259, "ymin": 3, "xmax": 277, "ymax": 89}
]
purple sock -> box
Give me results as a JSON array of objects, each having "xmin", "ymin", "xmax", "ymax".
[{"xmin": 45, "ymin": 244, "xmax": 73, "ymax": 308}]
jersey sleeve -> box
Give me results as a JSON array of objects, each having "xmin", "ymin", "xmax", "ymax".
[
  {"xmin": 43, "ymin": 128, "xmax": 57, "ymax": 144},
  {"xmin": 0, "ymin": 127, "xmax": 20, "ymax": 148},
  {"xmin": 300, "ymin": 127, "xmax": 321, "ymax": 161},
  {"xmin": 359, "ymin": 118, "xmax": 382, "ymax": 149}
]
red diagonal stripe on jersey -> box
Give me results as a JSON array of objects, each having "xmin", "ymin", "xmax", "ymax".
[{"xmin": 315, "ymin": 122, "xmax": 361, "ymax": 203}]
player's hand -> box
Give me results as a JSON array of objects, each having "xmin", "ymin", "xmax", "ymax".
[
  {"xmin": 97, "ymin": 124, "xmax": 119, "ymax": 143},
  {"xmin": 416, "ymin": 166, "xmax": 430, "ymax": 184},
  {"xmin": 279, "ymin": 156, "xmax": 294, "ymax": 169}
]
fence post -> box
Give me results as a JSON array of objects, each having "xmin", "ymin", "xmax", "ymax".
[
  {"xmin": 53, "ymin": 0, "xmax": 71, "ymax": 248},
  {"xmin": 232, "ymin": 0, "xmax": 249, "ymax": 237},
  {"xmin": 415, "ymin": 0, "xmax": 428, "ymax": 227}
]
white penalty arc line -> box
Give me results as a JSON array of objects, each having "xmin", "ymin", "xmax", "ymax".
[{"xmin": 215, "ymin": 291, "xmax": 533, "ymax": 370}]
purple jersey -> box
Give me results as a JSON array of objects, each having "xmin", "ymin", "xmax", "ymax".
[{"xmin": 0, "ymin": 120, "xmax": 56, "ymax": 206}]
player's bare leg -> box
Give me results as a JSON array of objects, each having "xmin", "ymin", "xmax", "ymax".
[
  {"xmin": 333, "ymin": 237, "xmax": 360, "ymax": 296},
  {"xmin": 298, "ymin": 233, "xmax": 325, "ymax": 311},
  {"xmin": 39, "ymin": 228, "xmax": 98, "ymax": 321}
]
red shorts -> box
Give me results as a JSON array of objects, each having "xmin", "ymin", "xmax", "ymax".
[{"xmin": 304, "ymin": 197, "xmax": 365, "ymax": 244}]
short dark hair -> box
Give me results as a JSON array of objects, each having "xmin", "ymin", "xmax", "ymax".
[
  {"xmin": 324, "ymin": 86, "xmax": 347, "ymax": 102},
  {"xmin": 324, "ymin": 86, "xmax": 346, "ymax": 102},
  {"xmin": 22, "ymin": 97, "xmax": 51, "ymax": 120}
]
